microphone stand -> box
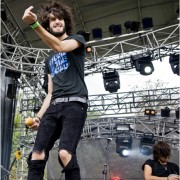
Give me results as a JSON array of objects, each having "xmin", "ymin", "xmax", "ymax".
[{"xmin": 102, "ymin": 138, "xmax": 112, "ymax": 180}]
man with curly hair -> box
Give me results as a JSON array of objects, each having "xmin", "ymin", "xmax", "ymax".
[
  {"xmin": 142, "ymin": 141, "xmax": 179, "ymax": 180},
  {"xmin": 22, "ymin": 1, "xmax": 88, "ymax": 180}
]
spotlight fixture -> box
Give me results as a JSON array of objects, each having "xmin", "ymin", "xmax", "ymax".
[
  {"xmin": 103, "ymin": 69, "xmax": 120, "ymax": 93},
  {"xmin": 140, "ymin": 133, "xmax": 155, "ymax": 156},
  {"xmin": 116, "ymin": 135, "xmax": 133, "ymax": 157},
  {"xmin": 92, "ymin": 28, "xmax": 102, "ymax": 39},
  {"xmin": 169, "ymin": 54, "xmax": 179, "ymax": 76},
  {"xmin": 111, "ymin": 177, "xmax": 122, "ymax": 180},
  {"xmin": 161, "ymin": 107, "xmax": 171, "ymax": 117},
  {"xmin": 124, "ymin": 21, "xmax": 140, "ymax": 32},
  {"xmin": 144, "ymin": 109, "xmax": 156, "ymax": 116},
  {"xmin": 109, "ymin": 24, "xmax": 122, "ymax": 36},
  {"xmin": 86, "ymin": 45, "xmax": 92, "ymax": 53},
  {"xmin": 131, "ymin": 51, "xmax": 154, "ymax": 75},
  {"xmin": 77, "ymin": 30, "xmax": 90, "ymax": 42},
  {"xmin": 142, "ymin": 17, "xmax": 153, "ymax": 30},
  {"xmin": 116, "ymin": 124, "xmax": 130, "ymax": 131}
]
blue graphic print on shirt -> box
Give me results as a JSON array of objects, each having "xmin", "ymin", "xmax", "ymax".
[{"xmin": 49, "ymin": 52, "xmax": 69, "ymax": 78}]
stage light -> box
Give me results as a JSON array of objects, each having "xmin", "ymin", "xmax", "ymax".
[
  {"xmin": 161, "ymin": 107, "xmax": 171, "ymax": 117},
  {"xmin": 142, "ymin": 17, "xmax": 153, "ymax": 30},
  {"xmin": 109, "ymin": 24, "xmax": 122, "ymax": 36},
  {"xmin": 77, "ymin": 30, "xmax": 90, "ymax": 42},
  {"xmin": 116, "ymin": 136, "xmax": 133, "ymax": 157},
  {"xmin": 169, "ymin": 54, "xmax": 179, "ymax": 76},
  {"xmin": 111, "ymin": 177, "xmax": 122, "ymax": 180},
  {"xmin": 131, "ymin": 51, "xmax": 154, "ymax": 75},
  {"xmin": 103, "ymin": 69, "xmax": 120, "ymax": 93},
  {"xmin": 92, "ymin": 28, "xmax": 102, "ymax": 39},
  {"xmin": 120, "ymin": 147, "xmax": 130, "ymax": 157},
  {"xmin": 144, "ymin": 109, "xmax": 156, "ymax": 116},
  {"xmin": 116, "ymin": 124, "xmax": 130, "ymax": 131},
  {"xmin": 140, "ymin": 133, "xmax": 155, "ymax": 156},
  {"xmin": 86, "ymin": 45, "xmax": 92, "ymax": 53},
  {"xmin": 124, "ymin": 21, "xmax": 140, "ymax": 32}
]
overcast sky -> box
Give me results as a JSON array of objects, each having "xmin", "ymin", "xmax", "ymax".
[{"xmin": 85, "ymin": 58, "xmax": 180, "ymax": 95}]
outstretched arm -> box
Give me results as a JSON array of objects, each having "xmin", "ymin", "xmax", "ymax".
[{"xmin": 22, "ymin": 6, "xmax": 80, "ymax": 52}]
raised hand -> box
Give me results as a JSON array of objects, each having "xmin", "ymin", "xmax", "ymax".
[{"xmin": 22, "ymin": 6, "xmax": 37, "ymax": 25}]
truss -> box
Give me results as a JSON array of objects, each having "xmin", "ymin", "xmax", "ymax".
[
  {"xmin": 1, "ymin": 2, "xmax": 180, "ymax": 179},
  {"xmin": 1, "ymin": 24, "xmax": 180, "ymax": 75}
]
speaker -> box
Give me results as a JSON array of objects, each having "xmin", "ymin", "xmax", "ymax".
[{"xmin": 7, "ymin": 84, "xmax": 17, "ymax": 99}]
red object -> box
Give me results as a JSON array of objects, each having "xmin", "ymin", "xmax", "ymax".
[{"xmin": 111, "ymin": 177, "xmax": 122, "ymax": 180}]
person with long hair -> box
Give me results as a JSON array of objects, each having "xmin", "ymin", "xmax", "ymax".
[
  {"xmin": 142, "ymin": 141, "xmax": 179, "ymax": 180},
  {"xmin": 22, "ymin": 1, "xmax": 88, "ymax": 180}
]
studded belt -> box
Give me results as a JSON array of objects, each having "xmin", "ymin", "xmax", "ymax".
[{"xmin": 51, "ymin": 97, "xmax": 87, "ymax": 105}]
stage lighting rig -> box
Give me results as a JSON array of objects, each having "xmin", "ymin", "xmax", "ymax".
[
  {"xmin": 109, "ymin": 24, "xmax": 122, "ymax": 36},
  {"xmin": 142, "ymin": 17, "xmax": 153, "ymax": 30},
  {"xmin": 161, "ymin": 107, "xmax": 171, "ymax": 117},
  {"xmin": 103, "ymin": 69, "xmax": 120, "ymax": 93},
  {"xmin": 77, "ymin": 30, "xmax": 90, "ymax": 42},
  {"xmin": 92, "ymin": 28, "xmax": 102, "ymax": 39},
  {"xmin": 86, "ymin": 45, "xmax": 93, "ymax": 53},
  {"xmin": 116, "ymin": 135, "xmax": 133, "ymax": 157},
  {"xmin": 124, "ymin": 21, "xmax": 140, "ymax": 32},
  {"xmin": 111, "ymin": 177, "xmax": 122, "ymax": 180},
  {"xmin": 116, "ymin": 123, "xmax": 130, "ymax": 132},
  {"xmin": 140, "ymin": 133, "xmax": 155, "ymax": 156},
  {"xmin": 169, "ymin": 54, "xmax": 179, "ymax": 76},
  {"xmin": 144, "ymin": 109, "xmax": 156, "ymax": 116},
  {"xmin": 131, "ymin": 51, "xmax": 154, "ymax": 75}
]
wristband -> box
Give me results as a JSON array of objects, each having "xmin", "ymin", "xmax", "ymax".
[
  {"xmin": 30, "ymin": 21, "xmax": 36, "ymax": 25},
  {"xmin": 30, "ymin": 21, "xmax": 40, "ymax": 29},
  {"xmin": 36, "ymin": 116, "xmax": 41, "ymax": 121}
]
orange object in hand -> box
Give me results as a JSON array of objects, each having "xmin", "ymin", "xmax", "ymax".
[{"xmin": 25, "ymin": 117, "xmax": 34, "ymax": 126}]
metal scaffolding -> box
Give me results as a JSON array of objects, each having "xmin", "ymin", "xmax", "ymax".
[{"xmin": 1, "ymin": 1, "xmax": 179, "ymax": 179}]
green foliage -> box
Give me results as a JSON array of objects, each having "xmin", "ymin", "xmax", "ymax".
[
  {"xmin": 12, "ymin": 112, "xmax": 21, "ymax": 152},
  {"xmin": 87, "ymin": 111, "xmax": 101, "ymax": 119}
]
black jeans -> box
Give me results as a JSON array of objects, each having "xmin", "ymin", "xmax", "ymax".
[{"xmin": 27, "ymin": 101, "xmax": 88, "ymax": 180}]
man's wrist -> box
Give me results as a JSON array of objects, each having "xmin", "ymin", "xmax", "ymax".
[
  {"xmin": 35, "ymin": 115, "xmax": 41, "ymax": 121},
  {"xmin": 30, "ymin": 21, "xmax": 40, "ymax": 29}
]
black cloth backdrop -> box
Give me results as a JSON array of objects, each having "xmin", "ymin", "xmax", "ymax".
[{"xmin": 1, "ymin": 67, "xmax": 17, "ymax": 180}]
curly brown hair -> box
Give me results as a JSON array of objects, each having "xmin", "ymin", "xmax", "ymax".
[
  {"xmin": 153, "ymin": 141, "xmax": 171, "ymax": 161},
  {"xmin": 37, "ymin": 1, "xmax": 74, "ymax": 35}
]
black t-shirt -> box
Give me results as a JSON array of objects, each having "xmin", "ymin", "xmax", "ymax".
[
  {"xmin": 142, "ymin": 159, "xmax": 179, "ymax": 177},
  {"xmin": 45, "ymin": 34, "xmax": 88, "ymax": 101}
]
